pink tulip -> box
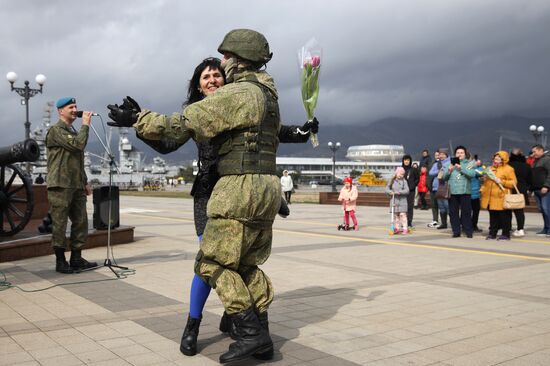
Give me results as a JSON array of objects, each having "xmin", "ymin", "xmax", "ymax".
[{"xmin": 311, "ymin": 55, "xmax": 321, "ymax": 67}]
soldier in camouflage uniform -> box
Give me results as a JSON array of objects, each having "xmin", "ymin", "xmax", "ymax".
[
  {"xmin": 107, "ymin": 29, "xmax": 319, "ymax": 363},
  {"xmin": 46, "ymin": 97, "xmax": 97, "ymax": 274}
]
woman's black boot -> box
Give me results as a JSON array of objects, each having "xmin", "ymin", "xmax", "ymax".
[{"xmin": 180, "ymin": 315, "xmax": 201, "ymax": 356}]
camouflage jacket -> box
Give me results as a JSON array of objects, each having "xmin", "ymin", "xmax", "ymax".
[
  {"xmin": 46, "ymin": 120, "xmax": 88, "ymax": 189},
  {"xmin": 134, "ymin": 70, "xmax": 278, "ymax": 145}
]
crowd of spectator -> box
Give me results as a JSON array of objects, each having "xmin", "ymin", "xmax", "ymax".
[{"xmin": 410, "ymin": 144, "xmax": 550, "ymax": 239}]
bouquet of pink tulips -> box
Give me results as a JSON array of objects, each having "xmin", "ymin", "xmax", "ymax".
[{"xmin": 298, "ymin": 38, "xmax": 322, "ymax": 147}]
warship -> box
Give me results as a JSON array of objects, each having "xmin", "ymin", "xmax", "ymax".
[{"xmin": 29, "ymin": 102, "xmax": 182, "ymax": 189}]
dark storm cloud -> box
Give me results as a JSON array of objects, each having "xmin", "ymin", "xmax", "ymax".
[{"xmin": 1, "ymin": 0, "xmax": 549, "ymax": 146}]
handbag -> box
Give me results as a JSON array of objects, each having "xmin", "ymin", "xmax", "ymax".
[
  {"xmin": 435, "ymin": 182, "xmax": 450, "ymax": 199},
  {"xmin": 503, "ymin": 184, "xmax": 525, "ymax": 210}
]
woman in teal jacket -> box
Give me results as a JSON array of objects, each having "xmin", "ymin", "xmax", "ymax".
[{"xmin": 444, "ymin": 146, "xmax": 477, "ymax": 238}]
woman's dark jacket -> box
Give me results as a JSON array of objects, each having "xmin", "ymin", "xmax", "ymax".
[{"xmin": 402, "ymin": 154, "xmax": 419, "ymax": 191}]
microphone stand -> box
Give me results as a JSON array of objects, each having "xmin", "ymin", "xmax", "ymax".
[{"xmin": 87, "ymin": 122, "xmax": 130, "ymax": 278}]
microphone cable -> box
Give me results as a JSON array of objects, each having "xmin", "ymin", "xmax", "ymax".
[{"xmin": 0, "ymin": 267, "xmax": 135, "ymax": 293}]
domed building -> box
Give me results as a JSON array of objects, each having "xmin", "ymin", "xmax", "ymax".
[
  {"xmin": 346, "ymin": 145, "xmax": 406, "ymax": 179},
  {"xmin": 346, "ymin": 145, "xmax": 404, "ymax": 162}
]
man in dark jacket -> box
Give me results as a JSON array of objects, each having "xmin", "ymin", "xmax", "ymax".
[
  {"xmin": 402, "ymin": 154, "xmax": 419, "ymax": 227},
  {"xmin": 508, "ymin": 148, "xmax": 533, "ymax": 237},
  {"xmin": 419, "ymin": 149, "xmax": 432, "ymax": 168},
  {"xmin": 530, "ymin": 144, "xmax": 550, "ymax": 237}
]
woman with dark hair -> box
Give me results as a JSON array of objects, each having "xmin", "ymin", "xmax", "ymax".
[
  {"xmin": 444, "ymin": 145, "xmax": 476, "ymax": 238},
  {"xmin": 185, "ymin": 58, "xmax": 226, "ymax": 244},
  {"xmin": 185, "ymin": 57, "xmax": 225, "ymax": 106}
]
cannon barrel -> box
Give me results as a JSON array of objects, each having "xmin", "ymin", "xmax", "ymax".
[{"xmin": 0, "ymin": 139, "xmax": 40, "ymax": 166}]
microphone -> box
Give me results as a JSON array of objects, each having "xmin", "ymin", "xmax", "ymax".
[{"xmin": 76, "ymin": 111, "xmax": 99, "ymax": 117}]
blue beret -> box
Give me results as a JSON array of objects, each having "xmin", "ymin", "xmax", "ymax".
[{"xmin": 56, "ymin": 97, "xmax": 76, "ymax": 109}]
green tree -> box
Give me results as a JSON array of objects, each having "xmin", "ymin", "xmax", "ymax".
[
  {"xmin": 178, "ymin": 166, "xmax": 195, "ymax": 183},
  {"xmin": 349, "ymin": 169, "xmax": 362, "ymax": 179},
  {"xmin": 290, "ymin": 170, "xmax": 301, "ymax": 183}
]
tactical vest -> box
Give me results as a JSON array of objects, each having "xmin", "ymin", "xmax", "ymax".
[{"xmin": 214, "ymin": 81, "xmax": 280, "ymax": 176}]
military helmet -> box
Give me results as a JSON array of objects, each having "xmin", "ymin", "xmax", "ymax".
[{"xmin": 218, "ymin": 29, "xmax": 273, "ymax": 64}]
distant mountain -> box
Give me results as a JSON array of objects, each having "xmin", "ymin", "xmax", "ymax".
[
  {"xmin": 275, "ymin": 115, "xmax": 547, "ymax": 162},
  {"xmin": 86, "ymin": 116, "xmax": 547, "ymax": 166}
]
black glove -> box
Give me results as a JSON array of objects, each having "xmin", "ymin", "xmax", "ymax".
[
  {"xmin": 299, "ymin": 117, "xmax": 319, "ymax": 134},
  {"xmin": 107, "ymin": 96, "xmax": 141, "ymax": 127}
]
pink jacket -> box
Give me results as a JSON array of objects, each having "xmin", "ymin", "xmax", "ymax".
[{"xmin": 338, "ymin": 185, "xmax": 358, "ymax": 211}]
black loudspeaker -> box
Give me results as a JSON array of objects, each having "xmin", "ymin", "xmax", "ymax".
[{"xmin": 93, "ymin": 186, "xmax": 120, "ymax": 230}]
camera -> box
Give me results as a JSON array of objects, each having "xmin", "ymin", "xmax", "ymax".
[{"xmin": 450, "ymin": 157, "xmax": 460, "ymax": 165}]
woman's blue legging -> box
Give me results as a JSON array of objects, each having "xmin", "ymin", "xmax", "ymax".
[{"xmin": 189, "ymin": 235, "xmax": 212, "ymax": 319}]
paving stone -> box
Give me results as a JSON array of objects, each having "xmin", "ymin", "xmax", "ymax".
[{"xmin": 3, "ymin": 199, "xmax": 550, "ymax": 366}]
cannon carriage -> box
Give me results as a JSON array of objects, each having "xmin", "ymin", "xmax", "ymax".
[{"xmin": 0, "ymin": 139, "xmax": 40, "ymax": 236}]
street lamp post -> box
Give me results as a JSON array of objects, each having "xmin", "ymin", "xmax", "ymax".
[
  {"xmin": 529, "ymin": 124, "xmax": 547, "ymax": 148},
  {"xmin": 328, "ymin": 141, "xmax": 341, "ymax": 192},
  {"xmin": 6, "ymin": 72, "xmax": 47, "ymax": 141}
]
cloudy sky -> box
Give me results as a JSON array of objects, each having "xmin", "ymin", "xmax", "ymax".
[{"xmin": 1, "ymin": 0, "xmax": 549, "ymax": 147}]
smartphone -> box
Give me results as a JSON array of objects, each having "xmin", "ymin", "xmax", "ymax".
[{"xmin": 450, "ymin": 157, "xmax": 460, "ymax": 165}]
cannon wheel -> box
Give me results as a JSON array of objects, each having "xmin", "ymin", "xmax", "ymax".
[{"xmin": 0, "ymin": 164, "xmax": 34, "ymax": 236}]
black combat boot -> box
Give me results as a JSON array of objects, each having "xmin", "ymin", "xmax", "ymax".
[
  {"xmin": 437, "ymin": 213, "xmax": 448, "ymax": 229},
  {"xmin": 220, "ymin": 310, "xmax": 273, "ymax": 359},
  {"xmin": 219, "ymin": 311, "xmax": 237, "ymax": 339},
  {"xmin": 69, "ymin": 250, "xmax": 98, "ymax": 272},
  {"xmin": 254, "ymin": 311, "xmax": 274, "ymax": 360},
  {"xmin": 180, "ymin": 315, "xmax": 201, "ymax": 356},
  {"xmin": 219, "ymin": 307, "xmax": 273, "ymax": 364},
  {"xmin": 55, "ymin": 247, "xmax": 73, "ymax": 274}
]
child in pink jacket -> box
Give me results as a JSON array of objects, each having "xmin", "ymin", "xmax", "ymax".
[{"xmin": 338, "ymin": 177, "xmax": 359, "ymax": 230}]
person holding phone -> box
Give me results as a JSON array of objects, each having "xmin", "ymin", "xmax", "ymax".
[{"xmin": 444, "ymin": 146, "xmax": 476, "ymax": 238}]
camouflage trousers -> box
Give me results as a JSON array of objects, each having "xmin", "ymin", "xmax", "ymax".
[
  {"xmin": 47, "ymin": 188, "xmax": 88, "ymax": 250},
  {"xmin": 195, "ymin": 174, "xmax": 281, "ymax": 315}
]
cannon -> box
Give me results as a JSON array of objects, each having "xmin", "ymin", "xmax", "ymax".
[{"xmin": 0, "ymin": 139, "xmax": 40, "ymax": 236}]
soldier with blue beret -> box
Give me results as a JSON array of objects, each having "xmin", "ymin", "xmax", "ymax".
[{"xmin": 46, "ymin": 97, "xmax": 97, "ymax": 273}]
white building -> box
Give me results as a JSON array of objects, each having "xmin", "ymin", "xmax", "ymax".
[
  {"xmin": 276, "ymin": 157, "xmax": 365, "ymax": 184},
  {"xmin": 346, "ymin": 144, "xmax": 404, "ymax": 163},
  {"xmin": 276, "ymin": 145, "xmax": 409, "ymax": 183}
]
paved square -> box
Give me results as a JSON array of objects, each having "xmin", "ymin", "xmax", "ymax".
[{"xmin": 1, "ymin": 196, "xmax": 550, "ymax": 365}]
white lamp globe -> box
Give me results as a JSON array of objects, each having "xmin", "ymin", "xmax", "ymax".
[
  {"xmin": 328, "ymin": 142, "xmax": 333, "ymax": 147},
  {"xmin": 35, "ymin": 74, "xmax": 46, "ymax": 85},
  {"xmin": 336, "ymin": 142, "xmax": 341, "ymax": 147},
  {"xmin": 6, "ymin": 71, "xmax": 18, "ymax": 83},
  {"xmin": 537, "ymin": 126, "xmax": 545, "ymax": 133},
  {"xmin": 529, "ymin": 124, "xmax": 537, "ymax": 132}
]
